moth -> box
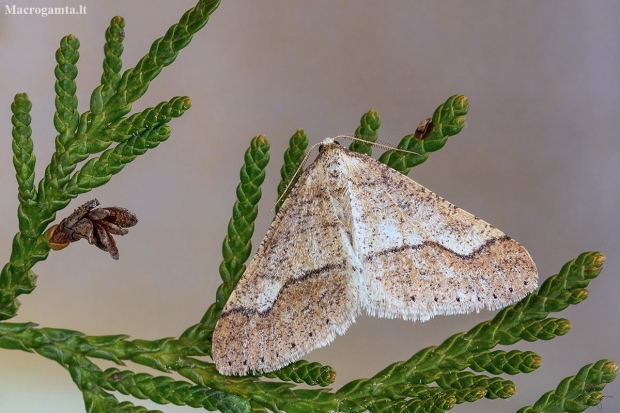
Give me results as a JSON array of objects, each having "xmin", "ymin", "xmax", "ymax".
[
  {"xmin": 45, "ymin": 199, "xmax": 138, "ymax": 260},
  {"xmin": 212, "ymin": 137, "xmax": 537, "ymax": 376}
]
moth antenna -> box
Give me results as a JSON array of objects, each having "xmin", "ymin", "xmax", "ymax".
[
  {"xmin": 270, "ymin": 141, "xmax": 324, "ymax": 215},
  {"xmin": 333, "ymin": 134, "xmax": 421, "ymax": 156},
  {"xmin": 270, "ymin": 136, "xmax": 421, "ymax": 215}
]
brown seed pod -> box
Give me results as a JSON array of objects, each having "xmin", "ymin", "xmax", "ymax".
[
  {"xmin": 44, "ymin": 199, "xmax": 138, "ymax": 260},
  {"xmin": 414, "ymin": 117, "xmax": 433, "ymax": 140}
]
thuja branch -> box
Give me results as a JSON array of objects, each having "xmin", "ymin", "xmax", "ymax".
[
  {"xmin": 276, "ymin": 130, "xmax": 308, "ymax": 214},
  {"xmin": 327, "ymin": 252, "xmax": 606, "ymax": 413},
  {"xmin": 197, "ymin": 135, "xmax": 270, "ymax": 349},
  {"xmin": 0, "ymin": 102, "xmax": 617, "ymax": 412},
  {"xmin": 380, "ymin": 94, "xmax": 468, "ymax": 174},
  {"xmin": 349, "ymin": 108, "xmax": 381, "ymax": 156},
  {"xmin": 0, "ymin": 0, "xmax": 221, "ymax": 321},
  {"xmin": 1, "ymin": 0, "xmax": 616, "ymax": 408},
  {"xmin": 0, "ymin": 94, "xmax": 45, "ymax": 319},
  {"xmin": 517, "ymin": 359, "xmax": 617, "ymax": 413},
  {"xmin": 0, "ymin": 91, "xmax": 489, "ymax": 412}
]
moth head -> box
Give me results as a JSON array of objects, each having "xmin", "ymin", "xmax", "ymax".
[{"xmin": 319, "ymin": 137, "xmax": 342, "ymax": 153}]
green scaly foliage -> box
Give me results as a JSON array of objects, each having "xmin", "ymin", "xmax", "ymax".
[
  {"xmin": 349, "ymin": 108, "xmax": 381, "ymax": 156},
  {"xmin": 275, "ymin": 130, "xmax": 309, "ymax": 214},
  {"xmin": 0, "ymin": 1, "xmax": 616, "ymax": 412}
]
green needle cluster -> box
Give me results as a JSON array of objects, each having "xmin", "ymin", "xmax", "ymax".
[
  {"xmin": 349, "ymin": 109, "xmax": 381, "ymax": 156},
  {"xmin": 0, "ymin": 1, "xmax": 616, "ymax": 412},
  {"xmin": 379, "ymin": 94, "xmax": 468, "ymax": 174},
  {"xmin": 276, "ymin": 130, "xmax": 309, "ymax": 214}
]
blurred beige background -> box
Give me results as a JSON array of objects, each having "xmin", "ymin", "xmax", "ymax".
[{"xmin": 1, "ymin": 1, "xmax": 619, "ymax": 412}]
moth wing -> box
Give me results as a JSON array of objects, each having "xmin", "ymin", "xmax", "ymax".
[
  {"xmin": 104, "ymin": 207, "xmax": 139, "ymax": 227},
  {"xmin": 213, "ymin": 153, "xmax": 364, "ymax": 376},
  {"xmin": 340, "ymin": 149, "xmax": 538, "ymax": 321},
  {"xmin": 98, "ymin": 221, "xmax": 129, "ymax": 236},
  {"xmin": 93, "ymin": 225, "xmax": 119, "ymax": 260},
  {"xmin": 71, "ymin": 219, "xmax": 94, "ymax": 243},
  {"xmin": 65, "ymin": 199, "xmax": 99, "ymax": 227},
  {"xmin": 87, "ymin": 207, "xmax": 110, "ymax": 221}
]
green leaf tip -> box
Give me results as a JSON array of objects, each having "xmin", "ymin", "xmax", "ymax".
[
  {"xmin": 61, "ymin": 95, "xmax": 189, "ymax": 196},
  {"xmin": 11, "ymin": 93, "xmax": 37, "ymax": 206},
  {"xmin": 516, "ymin": 359, "xmax": 617, "ymax": 413},
  {"xmin": 470, "ymin": 350, "xmax": 542, "ymax": 375},
  {"xmin": 200, "ymin": 135, "xmax": 270, "ymax": 338},
  {"xmin": 379, "ymin": 94, "xmax": 469, "ymax": 174},
  {"xmin": 101, "ymin": 96, "xmax": 191, "ymax": 145},
  {"xmin": 54, "ymin": 35, "xmax": 80, "ymax": 146},
  {"xmin": 56, "ymin": 34, "xmax": 80, "ymax": 64},
  {"xmin": 369, "ymin": 392, "xmax": 457, "ymax": 413},
  {"xmin": 119, "ymin": 0, "xmax": 221, "ymax": 104},
  {"xmin": 261, "ymin": 359, "xmax": 336, "ymax": 387},
  {"xmin": 349, "ymin": 109, "xmax": 381, "ymax": 156},
  {"xmin": 276, "ymin": 130, "xmax": 308, "ymax": 214},
  {"xmin": 437, "ymin": 371, "xmax": 516, "ymax": 400},
  {"xmin": 101, "ymin": 16, "xmax": 126, "ymax": 102},
  {"xmin": 102, "ymin": 367, "xmax": 251, "ymax": 412}
]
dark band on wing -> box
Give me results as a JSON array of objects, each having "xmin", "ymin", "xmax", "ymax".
[
  {"xmin": 363, "ymin": 235, "xmax": 512, "ymax": 263},
  {"xmin": 221, "ymin": 236, "xmax": 517, "ymax": 318},
  {"xmin": 220, "ymin": 260, "xmax": 348, "ymax": 318}
]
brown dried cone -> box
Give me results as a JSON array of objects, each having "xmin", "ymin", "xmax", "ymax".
[
  {"xmin": 414, "ymin": 117, "xmax": 433, "ymax": 139},
  {"xmin": 44, "ymin": 199, "xmax": 138, "ymax": 260}
]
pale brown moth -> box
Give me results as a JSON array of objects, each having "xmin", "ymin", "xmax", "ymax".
[{"xmin": 213, "ymin": 137, "xmax": 537, "ymax": 376}]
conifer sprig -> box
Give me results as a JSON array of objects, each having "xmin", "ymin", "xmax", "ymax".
[
  {"xmin": 53, "ymin": 35, "xmax": 80, "ymax": 151},
  {"xmin": 1, "ymin": 100, "xmax": 617, "ymax": 412},
  {"xmin": 0, "ymin": 1, "xmax": 616, "ymax": 411},
  {"xmin": 102, "ymin": 368, "xmax": 249, "ymax": 412},
  {"xmin": 11, "ymin": 93, "xmax": 37, "ymax": 209},
  {"xmin": 101, "ymin": 16, "xmax": 126, "ymax": 103},
  {"xmin": 275, "ymin": 130, "xmax": 308, "ymax": 214},
  {"xmin": 349, "ymin": 109, "xmax": 381, "ymax": 156},
  {"xmin": 198, "ymin": 136, "xmax": 270, "ymax": 348},
  {"xmin": 331, "ymin": 252, "xmax": 606, "ymax": 412},
  {"xmin": 0, "ymin": 0, "xmax": 222, "ymax": 321},
  {"xmin": 0, "ymin": 92, "xmax": 46, "ymax": 318},
  {"xmin": 516, "ymin": 359, "xmax": 617, "ymax": 413},
  {"xmin": 380, "ymin": 94, "xmax": 468, "ymax": 175}
]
